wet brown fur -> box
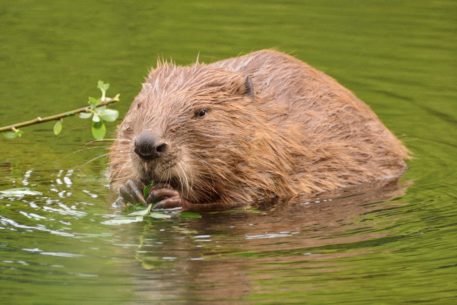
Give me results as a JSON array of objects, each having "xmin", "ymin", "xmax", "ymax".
[{"xmin": 109, "ymin": 50, "xmax": 409, "ymax": 209}]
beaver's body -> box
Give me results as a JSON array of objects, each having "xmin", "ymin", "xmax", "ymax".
[{"xmin": 110, "ymin": 50, "xmax": 408, "ymax": 211}]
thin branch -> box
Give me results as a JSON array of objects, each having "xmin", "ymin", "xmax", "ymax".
[{"xmin": 0, "ymin": 95, "xmax": 120, "ymax": 132}]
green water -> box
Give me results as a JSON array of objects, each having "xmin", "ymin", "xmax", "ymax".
[{"xmin": 1, "ymin": 1, "xmax": 456, "ymax": 304}]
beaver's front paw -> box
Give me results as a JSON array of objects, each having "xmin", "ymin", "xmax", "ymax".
[
  {"xmin": 119, "ymin": 179, "xmax": 147, "ymax": 205},
  {"xmin": 147, "ymin": 187, "xmax": 190, "ymax": 211}
]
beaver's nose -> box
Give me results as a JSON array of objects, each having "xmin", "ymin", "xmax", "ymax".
[{"xmin": 134, "ymin": 131, "xmax": 168, "ymax": 160}]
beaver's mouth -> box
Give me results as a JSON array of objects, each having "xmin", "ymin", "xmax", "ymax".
[
  {"xmin": 133, "ymin": 147, "xmax": 192, "ymax": 194},
  {"xmin": 139, "ymin": 164, "xmax": 174, "ymax": 182},
  {"xmin": 137, "ymin": 160, "xmax": 182, "ymax": 189}
]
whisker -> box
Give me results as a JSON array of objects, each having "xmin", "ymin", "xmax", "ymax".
[
  {"xmin": 75, "ymin": 153, "xmax": 110, "ymax": 168},
  {"xmin": 84, "ymin": 139, "xmax": 119, "ymax": 146},
  {"xmin": 178, "ymin": 164, "xmax": 185, "ymax": 196},
  {"xmin": 111, "ymin": 163, "xmax": 132, "ymax": 176},
  {"xmin": 69, "ymin": 146, "xmax": 108, "ymax": 155},
  {"xmin": 180, "ymin": 162, "xmax": 190, "ymax": 198},
  {"xmin": 168, "ymin": 164, "xmax": 173, "ymax": 185},
  {"xmin": 176, "ymin": 165, "xmax": 184, "ymax": 195},
  {"xmin": 110, "ymin": 174, "xmax": 134, "ymax": 183},
  {"xmin": 177, "ymin": 162, "xmax": 189, "ymax": 197}
]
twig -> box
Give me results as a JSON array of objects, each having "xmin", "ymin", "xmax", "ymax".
[{"xmin": 0, "ymin": 96, "xmax": 119, "ymax": 132}]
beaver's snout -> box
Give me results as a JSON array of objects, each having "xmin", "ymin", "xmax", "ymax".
[{"xmin": 134, "ymin": 131, "xmax": 168, "ymax": 160}]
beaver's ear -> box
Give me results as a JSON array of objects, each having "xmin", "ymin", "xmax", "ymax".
[
  {"xmin": 233, "ymin": 75, "xmax": 254, "ymax": 98},
  {"xmin": 244, "ymin": 76, "xmax": 255, "ymax": 98},
  {"xmin": 206, "ymin": 73, "xmax": 254, "ymax": 97}
]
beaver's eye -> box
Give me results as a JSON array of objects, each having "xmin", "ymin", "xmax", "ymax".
[{"xmin": 194, "ymin": 108, "xmax": 208, "ymax": 118}]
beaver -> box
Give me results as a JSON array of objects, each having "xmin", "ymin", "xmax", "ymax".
[{"xmin": 109, "ymin": 49, "xmax": 409, "ymax": 211}]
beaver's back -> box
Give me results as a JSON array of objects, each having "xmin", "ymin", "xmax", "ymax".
[{"xmin": 211, "ymin": 50, "xmax": 408, "ymax": 184}]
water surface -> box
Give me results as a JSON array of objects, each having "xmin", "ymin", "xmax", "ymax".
[{"xmin": 1, "ymin": 1, "xmax": 456, "ymax": 304}]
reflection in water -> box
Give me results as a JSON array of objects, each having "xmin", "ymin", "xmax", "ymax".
[{"xmin": 129, "ymin": 182, "xmax": 409, "ymax": 304}]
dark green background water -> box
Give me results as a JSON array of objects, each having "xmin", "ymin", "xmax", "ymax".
[{"xmin": 1, "ymin": 1, "xmax": 456, "ymax": 304}]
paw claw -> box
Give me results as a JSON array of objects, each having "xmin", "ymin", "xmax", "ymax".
[
  {"xmin": 147, "ymin": 188, "xmax": 180, "ymax": 203},
  {"xmin": 119, "ymin": 179, "xmax": 146, "ymax": 204},
  {"xmin": 153, "ymin": 197, "xmax": 184, "ymax": 210}
]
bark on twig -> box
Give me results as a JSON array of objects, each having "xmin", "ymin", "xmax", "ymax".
[{"xmin": 0, "ymin": 97, "xmax": 119, "ymax": 132}]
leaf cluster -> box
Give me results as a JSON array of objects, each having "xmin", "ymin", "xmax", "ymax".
[
  {"xmin": 76, "ymin": 81, "xmax": 119, "ymax": 140},
  {"xmin": 2, "ymin": 80, "xmax": 120, "ymax": 140}
]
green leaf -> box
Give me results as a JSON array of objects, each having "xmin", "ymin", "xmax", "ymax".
[
  {"xmin": 88, "ymin": 96, "xmax": 100, "ymax": 106},
  {"xmin": 79, "ymin": 112, "xmax": 92, "ymax": 119},
  {"xmin": 91, "ymin": 121, "xmax": 106, "ymax": 140},
  {"xmin": 128, "ymin": 204, "xmax": 153, "ymax": 216},
  {"xmin": 180, "ymin": 211, "xmax": 202, "ymax": 219},
  {"xmin": 149, "ymin": 212, "xmax": 172, "ymax": 219},
  {"xmin": 53, "ymin": 119, "xmax": 63, "ymax": 135},
  {"xmin": 4, "ymin": 129, "xmax": 24, "ymax": 139},
  {"xmin": 97, "ymin": 80, "xmax": 110, "ymax": 92},
  {"xmin": 143, "ymin": 183, "xmax": 153, "ymax": 199},
  {"xmin": 3, "ymin": 131, "xmax": 18, "ymax": 139},
  {"xmin": 92, "ymin": 113, "xmax": 101, "ymax": 123},
  {"xmin": 97, "ymin": 80, "xmax": 110, "ymax": 100},
  {"xmin": 98, "ymin": 108, "xmax": 119, "ymax": 122}
]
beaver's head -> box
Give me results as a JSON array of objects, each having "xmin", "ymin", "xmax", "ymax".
[{"xmin": 115, "ymin": 63, "xmax": 263, "ymax": 203}]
